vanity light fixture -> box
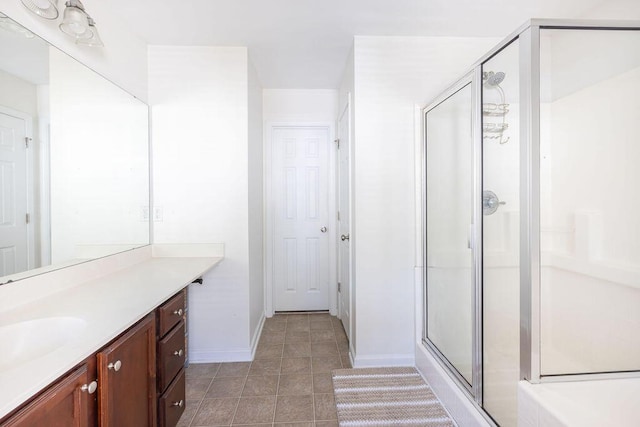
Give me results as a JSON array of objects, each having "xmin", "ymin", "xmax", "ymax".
[
  {"xmin": 76, "ymin": 15, "xmax": 103, "ymax": 46},
  {"xmin": 59, "ymin": 0, "xmax": 92, "ymax": 40},
  {"xmin": 20, "ymin": 0, "xmax": 59, "ymax": 20},
  {"xmin": 17, "ymin": 0, "xmax": 103, "ymax": 46}
]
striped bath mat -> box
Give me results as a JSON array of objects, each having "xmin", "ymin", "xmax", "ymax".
[{"xmin": 332, "ymin": 367, "xmax": 455, "ymax": 426}]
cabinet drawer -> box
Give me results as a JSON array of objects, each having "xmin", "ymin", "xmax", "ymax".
[
  {"xmin": 157, "ymin": 292, "xmax": 185, "ymax": 337},
  {"xmin": 159, "ymin": 369, "xmax": 185, "ymax": 427},
  {"xmin": 158, "ymin": 321, "xmax": 185, "ymax": 391}
]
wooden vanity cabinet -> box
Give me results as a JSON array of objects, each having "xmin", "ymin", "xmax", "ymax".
[
  {"xmin": 0, "ymin": 291, "xmax": 187, "ymax": 427},
  {"xmin": 97, "ymin": 313, "xmax": 156, "ymax": 427},
  {"xmin": 0, "ymin": 362, "xmax": 96, "ymax": 427}
]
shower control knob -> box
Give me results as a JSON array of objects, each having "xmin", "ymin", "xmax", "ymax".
[{"xmin": 483, "ymin": 190, "xmax": 506, "ymax": 216}]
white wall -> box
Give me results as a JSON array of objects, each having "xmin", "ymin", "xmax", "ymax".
[
  {"xmin": 581, "ymin": 0, "xmax": 640, "ymax": 19},
  {"xmin": 0, "ymin": 70, "xmax": 38, "ymax": 117},
  {"xmin": 263, "ymin": 89, "xmax": 338, "ymax": 123},
  {"xmin": 149, "ymin": 46, "xmax": 260, "ymax": 362},
  {"xmin": 0, "ymin": 1, "xmax": 147, "ymax": 101},
  {"xmin": 351, "ymin": 36, "xmax": 498, "ymax": 366},
  {"xmin": 248, "ymin": 59, "xmax": 265, "ymax": 346}
]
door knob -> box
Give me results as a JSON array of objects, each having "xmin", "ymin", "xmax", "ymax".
[
  {"xmin": 320, "ymin": 226, "xmax": 327, "ymax": 233},
  {"xmin": 341, "ymin": 234, "xmax": 350, "ymax": 241}
]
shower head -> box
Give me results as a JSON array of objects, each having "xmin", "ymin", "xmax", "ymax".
[{"xmin": 483, "ymin": 71, "xmax": 506, "ymax": 86}]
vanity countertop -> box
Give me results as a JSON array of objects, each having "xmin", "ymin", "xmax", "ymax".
[{"xmin": 0, "ymin": 248, "xmax": 223, "ymax": 420}]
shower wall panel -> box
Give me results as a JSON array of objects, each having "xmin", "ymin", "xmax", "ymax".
[{"xmin": 539, "ymin": 29, "xmax": 640, "ymax": 376}]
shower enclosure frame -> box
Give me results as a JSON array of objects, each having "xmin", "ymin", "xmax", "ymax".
[
  {"xmin": 422, "ymin": 68, "xmax": 484, "ymax": 404},
  {"xmin": 422, "ymin": 17, "xmax": 640, "ymax": 423}
]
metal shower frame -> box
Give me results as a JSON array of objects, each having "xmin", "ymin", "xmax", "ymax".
[{"xmin": 422, "ymin": 18, "xmax": 640, "ymax": 423}]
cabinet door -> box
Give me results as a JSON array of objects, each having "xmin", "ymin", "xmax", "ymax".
[
  {"xmin": 97, "ymin": 313, "xmax": 156, "ymax": 427},
  {"xmin": 1, "ymin": 364, "xmax": 93, "ymax": 427}
]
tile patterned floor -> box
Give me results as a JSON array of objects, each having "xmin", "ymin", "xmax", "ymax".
[{"xmin": 179, "ymin": 313, "xmax": 351, "ymax": 427}]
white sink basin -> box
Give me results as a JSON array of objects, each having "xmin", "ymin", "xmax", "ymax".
[{"xmin": 0, "ymin": 317, "xmax": 87, "ymax": 371}]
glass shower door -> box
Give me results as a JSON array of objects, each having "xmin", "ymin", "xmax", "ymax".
[
  {"xmin": 424, "ymin": 80, "xmax": 475, "ymax": 388},
  {"xmin": 481, "ymin": 40, "xmax": 521, "ymax": 427}
]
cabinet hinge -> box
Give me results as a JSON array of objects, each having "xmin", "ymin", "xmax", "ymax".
[
  {"xmin": 26, "ymin": 213, "xmax": 30, "ymax": 224},
  {"xmin": 338, "ymin": 282, "xmax": 341, "ymax": 293},
  {"xmin": 334, "ymin": 138, "xmax": 340, "ymax": 149},
  {"xmin": 337, "ymin": 211, "xmax": 340, "ymax": 221}
]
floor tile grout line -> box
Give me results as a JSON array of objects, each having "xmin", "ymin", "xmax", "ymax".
[
  {"xmin": 311, "ymin": 363, "xmax": 317, "ymax": 423},
  {"xmin": 229, "ymin": 367, "xmax": 250, "ymax": 425}
]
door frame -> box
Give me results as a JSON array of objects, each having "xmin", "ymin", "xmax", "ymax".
[
  {"xmin": 0, "ymin": 105, "xmax": 36, "ymax": 271},
  {"xmin": 265, "ymin": 122, "xmax": 337, "ymax": 316}
]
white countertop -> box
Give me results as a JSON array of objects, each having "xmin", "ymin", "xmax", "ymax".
[{"xmin": 0, "ymin": 248, "xmax": 223, "ymax": 420}]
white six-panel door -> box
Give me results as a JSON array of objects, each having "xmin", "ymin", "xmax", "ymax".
[
  {"xmin": 0, "ymin": 111, "xmax": 29, "ymax": 276},
  {"xmin": 272, "ymin": 126, "xmax": 330, "ymax": 312},
  {"xmin": 337, "ymin": 103, "xmax": 352, "ymax": 340}
]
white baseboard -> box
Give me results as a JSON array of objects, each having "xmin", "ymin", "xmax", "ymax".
[
  {"xmin": 352, "ymin": 353, "xmax": 415, "ymax": 368},
  {"xmin": 250, "ymin": 312, "xmax": 266, "ymax": 359},
  {"xmin": 189, "ymin": 312, "xmax": 266, "ymax": 363},
  {"xmin": 415, "ymin": 343, "xmax": 491, "ymax": 427}
]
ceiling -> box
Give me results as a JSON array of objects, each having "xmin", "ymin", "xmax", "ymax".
[{"xmin": 110, "ymin": 0, "xmax": 613, "ymax": 89}]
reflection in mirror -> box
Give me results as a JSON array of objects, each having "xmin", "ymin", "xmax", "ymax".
[{"xmin": 0, "ymin": 13, "xmax": 149, "ymax": 284}]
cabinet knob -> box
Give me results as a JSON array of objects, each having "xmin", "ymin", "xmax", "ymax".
[
  {"xmin": 81, "ymin": 381, "xmax": 98, "ymax": 394},
  {"xmin": 173, "ymin": 308, "xmax": 183, "ymax": 316},
  {"xmin": 172, "ymin": 400, "xmax": 184, "ymax": 408},
  {"xmin": 173, "ymin": 349, "xmax": 184, "ymax": 357},
  {"xmin": 108, "ymin": 360, "xmax": 122, "ymax": 372}
]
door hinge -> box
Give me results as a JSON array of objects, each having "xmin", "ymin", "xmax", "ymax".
[
  {"xmin": 338, "ymin": 282, "xmax": 341, "ymax": 293},
  {"xmin": 25, "ymin": 213, "xmax": 30, "ymax": 224},
  {"xmin": 334, "ymin": 138, "xmax": 340, "ymax": 149},
  {"xmin": 25, "ymin": 137, "xmax": 32, "ymax": 148},
  {"xmin": 337, "ymin": 211, "xmax": 340, "ymax": 221}
]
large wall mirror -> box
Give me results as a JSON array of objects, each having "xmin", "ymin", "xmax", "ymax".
[{"xmin": 0, "ymin": 12, "xmax": 150, "ymax": 284}]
